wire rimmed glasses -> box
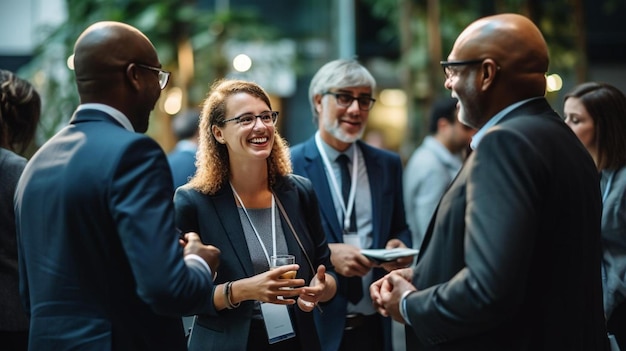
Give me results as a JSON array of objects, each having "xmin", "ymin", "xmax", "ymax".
[
  {"xmin": 223, "ymin": 111, "xmax": 279, "ymax": 127},
  {"xmin": 135, "ymin": 63, "xmax": 170, "ymax": 89}
]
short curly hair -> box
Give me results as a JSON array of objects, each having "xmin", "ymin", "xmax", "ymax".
[{"xmin": 188, "ymin": 78, "xmax": 292, "ymax": 195}]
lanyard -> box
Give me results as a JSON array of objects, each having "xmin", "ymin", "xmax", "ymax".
[
  {"xmin": 602, "ymin": 170, "xmax": 616, "ymax": 204},
  {"xmin": 230, "ymin": 183, "xmax": 276, "ymax": 267},
  {"xmin": 314, "ymin": 132, "xmax": 358, "ymax": 232}
]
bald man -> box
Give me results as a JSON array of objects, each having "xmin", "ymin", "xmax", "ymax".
[
  {"xmin": 14, "ymin": 21, "xmax": 220, "ymax": 350},
  {"xmin": 371, "ymin": 13, "xmax": 608, "ymax": 350}
]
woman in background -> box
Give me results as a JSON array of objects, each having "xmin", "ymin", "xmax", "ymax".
[
  {"xmin": 175, "ymin": 78, "xmax": 336, "ymax": 351},
  {"xmin": 0, "ymin": 69, "xmax": 41, "ymax": 350},
  {"xmin": 564, "ymin": 82, "xmax": 626, "ymax": 350}
]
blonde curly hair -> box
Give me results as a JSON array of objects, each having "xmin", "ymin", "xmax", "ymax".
[{"xmin": 188, "ymin": 78, "xmax": 292, "ymax": 195}]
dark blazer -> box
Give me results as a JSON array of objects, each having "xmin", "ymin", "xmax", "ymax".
[
  {"xmin": 0, "ymin": 149, "xmax": 29, "ymax": 333},
  {"xmin": 291, "ymin": 138, "xmax": 412, "ymax": 351},
  {"xmin": 405, "ymin": 98, "xmax": 608, "ymax": 350},
  {"xmin": 174, "ymin": 174, "xmax": 334, "ymax": 351},
  {"xmin": 14, "ymin": 109, "xmax": 214, "ymax": 351}
]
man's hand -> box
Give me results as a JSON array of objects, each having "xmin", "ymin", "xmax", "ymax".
[
  {"xmin": 181, "ymin": 232, "xmax": 220, "ymax": 273},
  {"xmin": 380, "ymin": 239, "xmax": 414, "ymax": 271},
  {"xmin": 329, "ymin": 243, "xmax": 374, "ymax": 277},
  {"xmin": 370, "ymin": 267, "xmax": 414, "ymax": 321}
]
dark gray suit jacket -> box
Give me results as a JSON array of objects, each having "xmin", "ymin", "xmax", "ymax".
[{"xmin": 406, "ymin": 98, "xmax": 608, "ymax": 350}]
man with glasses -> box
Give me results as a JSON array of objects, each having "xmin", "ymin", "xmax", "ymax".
[
  {"xmin": 371, "ymin": 13, "xmax": 608, "ymax": 350},
  {"xmin": 291, "ymin": 58, "xmax": 413, "ymax": 351},
  {"xmin": 14, "ymin": 21, "xmax": 220, "ymax": 350}
]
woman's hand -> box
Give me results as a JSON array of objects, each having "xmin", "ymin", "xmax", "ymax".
[
  {"xmin": 214, "ymin": 264, "xmax": 305, "ymax": 310},
  {"xmin": 297, "ymin": 265, "xmax": 337, "ymax": 312}
]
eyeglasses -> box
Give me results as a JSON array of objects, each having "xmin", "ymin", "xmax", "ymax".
[
  {"xmin": 323, "ymin": 92, "xmax": 376, "ymax": 111},
  {"xmin": 223, "ymin": 111, "xmax": 279, "ymax": 127},
  {"xmin": 135, "ymin": 63, "xmax": 171, "ymax": 89},
  {"xmin": 440, "ymin": 59, "xmax": 485, "ymax": 80}
]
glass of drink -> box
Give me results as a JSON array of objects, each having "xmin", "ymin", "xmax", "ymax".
[{"xmin": 270, "ymin": 254, "xmax": 296, "ymax": 280}]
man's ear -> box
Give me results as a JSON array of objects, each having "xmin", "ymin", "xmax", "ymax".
[
  {"xmin": 314, "ymin": 94, "xmax": 323, "ymax": 114},
  {"xmin": 125, "ymin": 63, "xmax": 142, "ymax": 91},
  {"xmin": 480, "ymin": 58, "xmax": 499, "ymax": 91}
]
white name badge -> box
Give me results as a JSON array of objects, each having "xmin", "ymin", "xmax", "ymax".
[
  {"xmin": 260, "ymin": 303, "xmax": 295, "ymax": 344},
  {"xmin": 343, "ymin": 233, "xmax": 360, "ymax": 248}
]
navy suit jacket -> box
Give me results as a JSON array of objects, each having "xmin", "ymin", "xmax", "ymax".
[
  {"xmin": 406, "ymin": 98, "xmax": 608, "ymax": 350},
  {"xmin": 291, "ymin": 137, "xmax": 411, "ymax": 351},
  {"xmin": 174, "ymin": 174, "xmax": 334, "ymax": 351},
  {"xmin": 14, "ymin": 109, "xmax": 214, "ymax": 350}
]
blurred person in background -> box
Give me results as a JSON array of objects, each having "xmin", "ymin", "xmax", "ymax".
[
  {"xmin": 403, "ymin": 97, "xmax": 474, "ymax": 250},
  {"xmin": 564, "ymin": 81, "xmax": 626, "ymax": 350},
  {"xmin": 168, "ymin": 108, "xmax": 200, "ymax": 189},
  {"xmin": 0, "ymin": 69, "xmax": 41, "ymax": 351}
]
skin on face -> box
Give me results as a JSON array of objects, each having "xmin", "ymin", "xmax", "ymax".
[
  {"xmin": 445, "ymin": 69, "xmax": 483, "ymax": 129},
  {"xmin": 442, "ymin": 14, "xmax": 549, "ymax": 130},
  {"xmin": 564, "ymin": 97, "xmax": 597, "ymax": 160},
  {"xmin": 212, "ymin": 92, "xmax": 275, "ymax": 166},
  {"xmin": 316, "ymin": 86, "xmax": 372, "ymax": 151}
]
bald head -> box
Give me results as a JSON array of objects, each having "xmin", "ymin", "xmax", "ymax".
[
  {"xmin": 451, "ymin": 13, "xmax": 549, "ymax": 96},
  {"xmin": 73, "ymin": 21, "xmax": 159, "ymax": 97}
]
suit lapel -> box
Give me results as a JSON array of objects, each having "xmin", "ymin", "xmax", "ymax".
[
  {"xmin": 212, "ymin": 187, "xmax": 255, "ymax": 277},
  {"xmin": 302, "ymin": 139, "xmax": 343, "ymax": 242}
]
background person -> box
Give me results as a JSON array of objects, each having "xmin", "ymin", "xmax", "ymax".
[
  {"xmin": 14, "ymin": 21, "xmax": 220, "ymax": 351},
  {"xmin": 168, "ymin": 108, "xmax": 200, "ymax": 188},
  {"xmin": 0, "ymin": 69, "xmax": 41, "ymax": 351},
  {"xmin": 564, "ymin": 81, "xmax": 626, "ymax": 350},
  {"xmin": 371, "ymin": 13, "xmax": 608, "ymax": 350},
  {"xmin": 175, "ymin": 78, "xmax": 337, "ymax": 351},
  {"xmin": 290, "ymin": 58, "xmax": 412, "ymax": 351},
  {"xmin": 403, "ymin": 97, "xmax": 474, "ymax": 250}
]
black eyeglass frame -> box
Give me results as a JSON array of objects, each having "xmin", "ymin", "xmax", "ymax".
[
  {"xmin": 222, "ymin": 111, "xmax": 279, "ymax": 126},
  {"xmin": 322, "ymin": 91, "xmax": 376, "ymax": 111},
  {"xmin": 440, "ymin": 59, "xmax": 485, "ymax": 80},
  {"xmin": 135, "ymin": 63, "xmax": 171, "ymax": 89}
]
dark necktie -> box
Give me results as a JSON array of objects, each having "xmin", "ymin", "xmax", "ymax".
[{"xmin": 336, "ymin": 154, "xmax": 363, "ymax": 304}]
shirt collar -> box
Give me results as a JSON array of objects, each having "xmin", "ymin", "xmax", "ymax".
[
  {"xmin": 76, "ymin": 103, "xmax": 135, "ymax": 132},
  {"xmin": 470, "ymin": 97, "xmax": 542, "ymax": 150},
  {"xmin": 315, "ymin": 130, "xmax": 356, "ymax": 162}
]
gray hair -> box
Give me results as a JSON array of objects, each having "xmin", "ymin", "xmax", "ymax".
[{"xmin": 308, "ymin": 59, "xmax": 376, "ymax": 121}]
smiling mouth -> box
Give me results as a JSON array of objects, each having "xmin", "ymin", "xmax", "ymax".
[{"xmin": 249, "ymin": 137, "xmax": 268, "ymax": 144}]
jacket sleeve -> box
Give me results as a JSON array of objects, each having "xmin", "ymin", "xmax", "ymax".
[{"xmin": 110, "ymin": 137, "xmax": 213, "ymax": 316}]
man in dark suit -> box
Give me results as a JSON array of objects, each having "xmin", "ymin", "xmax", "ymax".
[
  {"xmin": 291, "ymin": 59, "xmax": 413, "ymax": 351},
  {"xmin": 14, "ymin": 21, "xmax": 220, "ymax": 350},
  {"xmin": 370, "ymin": 13, "xmax": 608, "ymax": 350}
]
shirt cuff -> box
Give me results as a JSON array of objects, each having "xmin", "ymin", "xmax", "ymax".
[
  {"xmin": 400, "ymin": 290, "xmax": 415, "ymax": 326},
  {"xmin": 184, "ymin": 254, "xmax": 216, "ymax": 280}
]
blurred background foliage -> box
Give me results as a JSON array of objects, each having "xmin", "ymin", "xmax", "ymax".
[{"xmin": 16, "ymin": 0, "xmax": 624, "ymax": 156}]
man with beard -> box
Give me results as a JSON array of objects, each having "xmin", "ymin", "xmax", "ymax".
[
  {"xmin": 291, "ymin": 58, "xmax": 413, "ymax": 351},
  {"xmin": 370, "ymin": 13, "xmax": 608, "ymax": 350},
  {"xmin": 14, "ymin": 21, "xmax": 220, "ymax": 350}
]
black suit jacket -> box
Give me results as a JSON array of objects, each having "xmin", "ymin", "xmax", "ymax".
[
  {"xmin": 406, "ymin": 98, "xmax": 608, "ymax": 350},
  {"xmin": 174, "ymin": 174, "xmax": 334, "ymax": 351}
]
